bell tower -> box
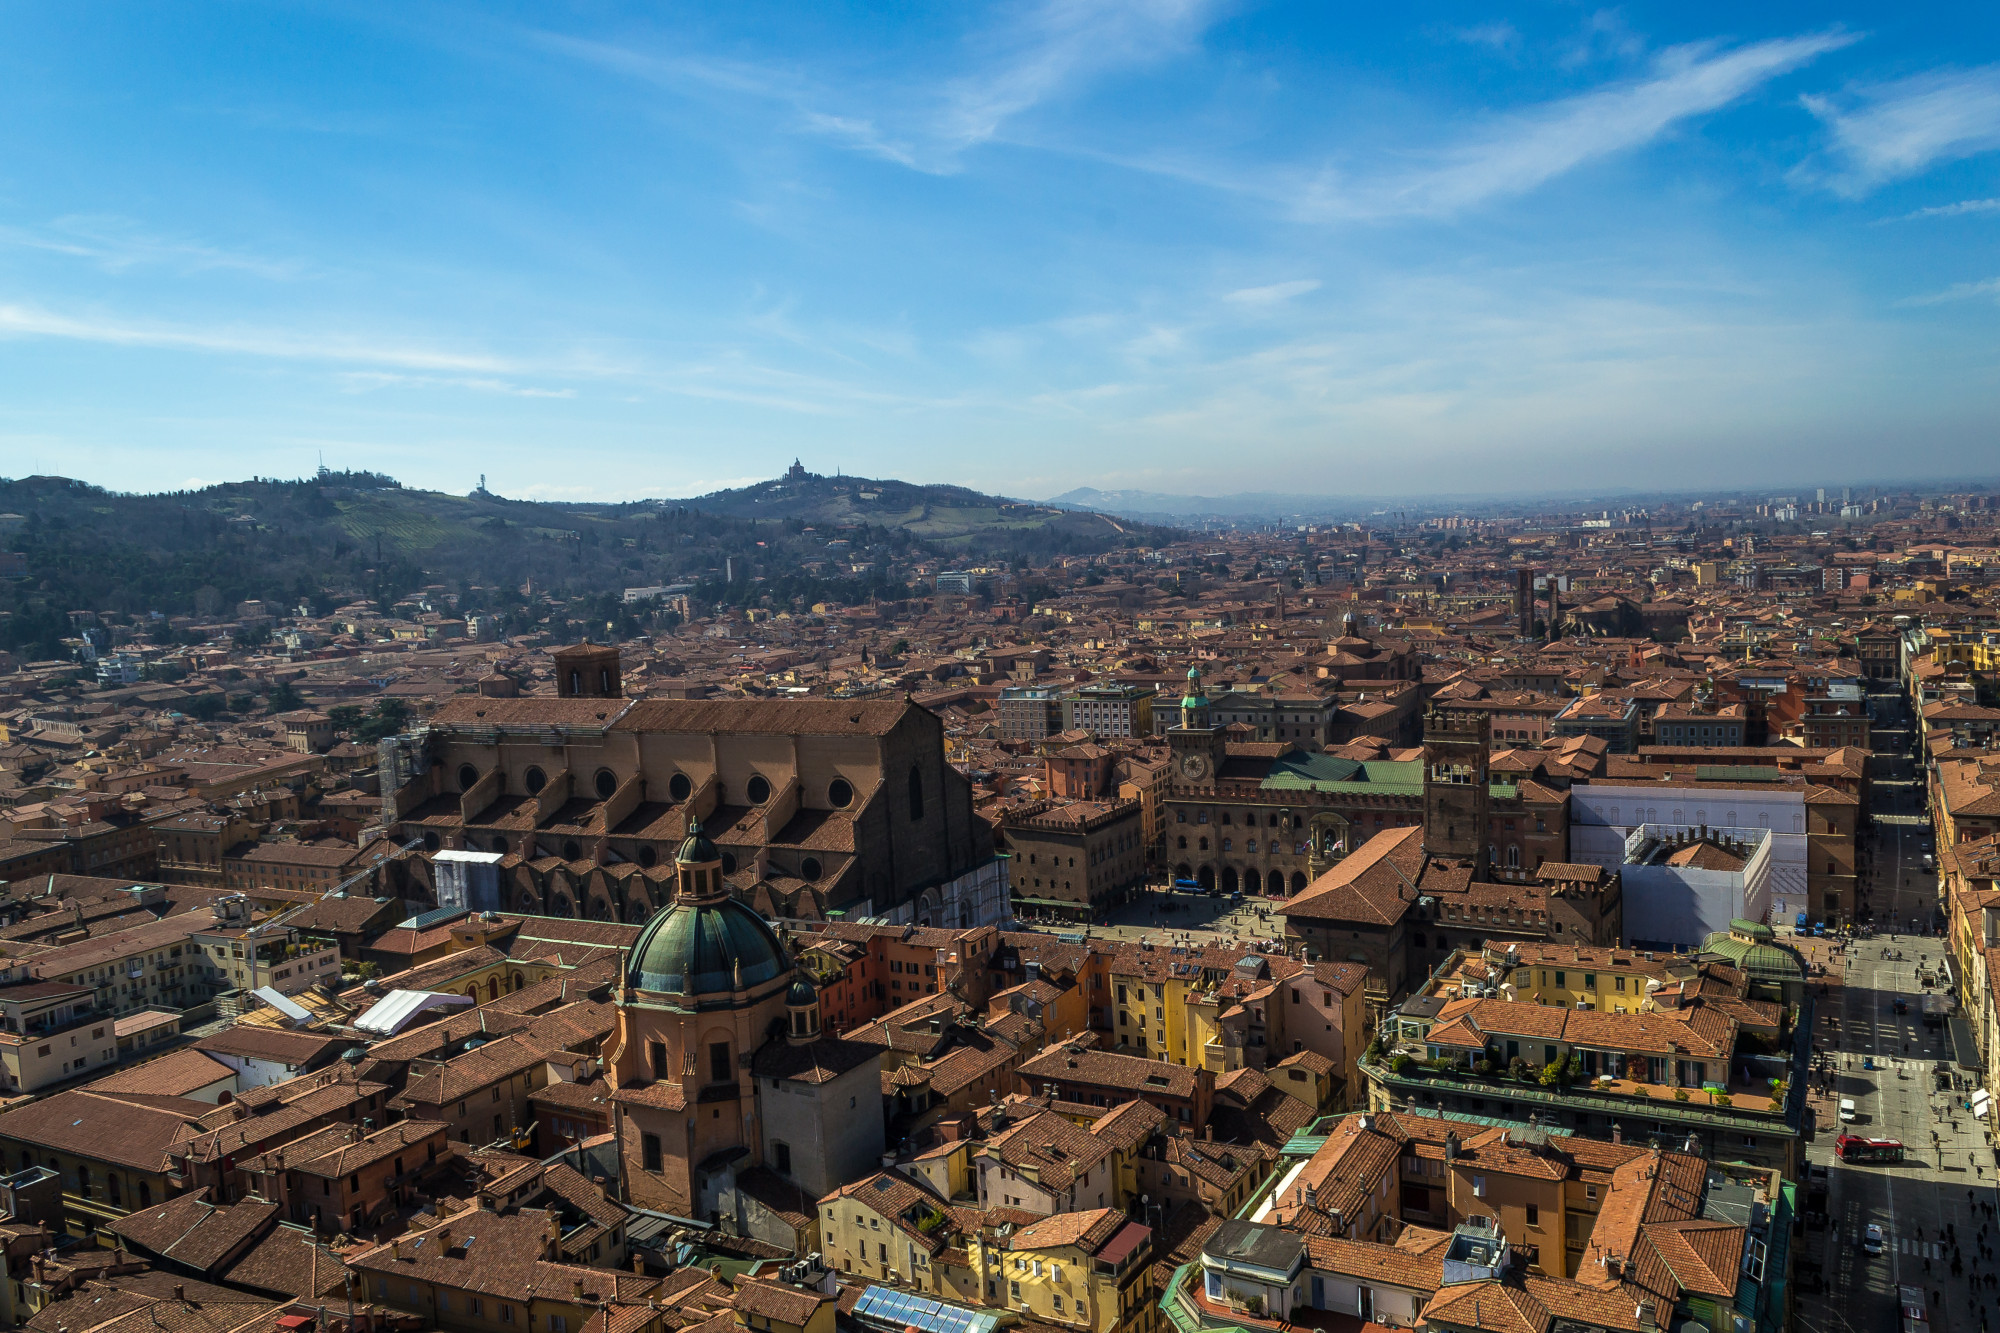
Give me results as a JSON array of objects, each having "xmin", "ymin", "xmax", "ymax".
[
  {"xmin": 1421, "ymin": 708, "xmax": 1490, "ymax": 878},
  {"xmin": 554, "ymin": 640, "xmax": 622, "ymax": 698}
]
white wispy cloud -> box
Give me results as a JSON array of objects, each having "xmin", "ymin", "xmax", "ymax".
[
  {"xmin": 0, "ymin": 302, "xmax": 528, "ymax": 374},
  {"xmin": 1881, "ymin": 197, "xmax": 2000, "ymax": 222},
  {"xmin": 1447, "ymin": 22, "xmax": 1520, "ymax": 53},
  {"xmin": 337, "ymin": 371, "xmax": 577, "ymax": 399},
  {"xmin": 534, "ymin": 0, "xmax": 1222, "ymax": 174},
  {"xmin": 1801, "ymin": 65, "xmax": 2000, "ymax": 196},
  {"xmin": 0, "ymin": 296, "xmax": 960, "ymax": 420},
  {"xmin": 925, "ymin": 0, "xmax": 1216, "ymax": 162},
  {"xmin": 1899, "ymin": 277, "xmax": 2000, "ymax": 306},
  {"xmin": 1319, "ymin": 31, "xmax": 1857, "ymax": 218},
  {"xmin": 1077, "ymin": 30, "xmax": 1855, "ymax": 220},
  {"xmin": 0, "ymin": 215, "xmax": 303, "ymax": 278},
  {"xmin": 1223, "ymin": 279, "xmax": 1320, "ymax": 305}
]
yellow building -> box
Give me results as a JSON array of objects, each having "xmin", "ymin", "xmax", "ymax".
[
  {"xmin": 982, "ymin": 1208, "xmax": 1157, "ymax": 1333},
  {"xmin": 819, "ymin": 1169, "xmax": 963, "ymax": 1295},
  {"xmin": 1500, "ymin": 944, "xmax": 1677, "ymax": 1014}
]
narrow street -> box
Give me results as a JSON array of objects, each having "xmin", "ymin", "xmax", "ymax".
[{"xmin": 1796, "ymin": 687, "xmax": 1996, "ymax": 1333}]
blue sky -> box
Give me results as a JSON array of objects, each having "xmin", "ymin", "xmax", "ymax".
[{"xmin": 2, "ymin": 2, "xmax": 1998, "ymax": 502}]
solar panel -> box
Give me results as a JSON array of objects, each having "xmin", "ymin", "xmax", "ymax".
[{"xmin": 853, "ymin": 1286, "xmax": 1000, "ymax": 1333}]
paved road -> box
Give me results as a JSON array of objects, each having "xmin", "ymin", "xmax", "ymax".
[
  {"xmin": 1797, "ymin": 687, "xmax": 1992, "ymax": 1333},
  {"xmin": 1026, "ymin": 880, "xmax": 1296, "ymax": 952}
]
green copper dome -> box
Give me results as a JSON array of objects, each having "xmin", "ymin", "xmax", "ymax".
[
  {"xmin": 1181, "ymin": 664, "xmax": 1208, "ymax": 711},
  {"xmin": 1699, "ymin": 921, "xmax": 1805, "ymax": 986},
  {"xmin": 626, "ymin": 897, "xmax": 789, "ymax": 996}
]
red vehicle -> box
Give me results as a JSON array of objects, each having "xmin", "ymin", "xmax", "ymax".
[{"xmin": 1838, "ymin": 1135, "xmax": 1905, "ymax": 1163}]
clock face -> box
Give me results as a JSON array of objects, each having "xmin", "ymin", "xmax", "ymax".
[{"xmin": 1179, "ymin": 752, "xmax": 1211, "ymax": 782}]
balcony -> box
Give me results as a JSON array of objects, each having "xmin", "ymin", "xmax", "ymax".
[{"xmin": 1362, "ymin": 1051, "xmax": 1802, "ymax": 1131}]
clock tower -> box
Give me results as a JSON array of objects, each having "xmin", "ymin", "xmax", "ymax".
[{"xmin": 1169, "ymin": 665, "xmax": 1224, "ymax": 787}]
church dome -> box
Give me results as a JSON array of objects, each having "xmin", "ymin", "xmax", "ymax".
[
  {"xmin": 625, "ymin": 896, "xmax": 789, "ymax": 996},
  {"xmin": 786, "ymin": 972, "xmax": 819, "ymax": 1006}
]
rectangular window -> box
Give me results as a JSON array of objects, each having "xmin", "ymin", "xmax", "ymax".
[
  {"xmin": 710, "ymin": 1042, "xmax": 732, "ymax": 1083},
  {"xmin": 642, "ymin": 1134, "xmax": 662, "ymax": 1171},
  {"xmin": 550, "ymin": 1317, "xmax": 568, "ymax": 1333},
  {"xmin": 649, "ymin": 1041, "xmax": 668, "ymax": 1078},
  {"xmin": 1526, "ymin": 1204, "xmax": 1539, "ymax": 1226}
]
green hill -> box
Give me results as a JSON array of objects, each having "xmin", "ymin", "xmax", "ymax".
[
  {"xmin": 0, "ymin": 467, "xmax": 1171, "ymax": 660},
  {"xmin": 678, "ymin": 469, "xmax": 1143, "ymax": 547}
]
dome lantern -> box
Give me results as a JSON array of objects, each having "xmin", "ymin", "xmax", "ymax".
[
  {"xmin": 674, "ymin": 817, "xmax": 725, "ymax": 905},
  {"xmin": 786, "ymin": 970, "xmax": 821, "ymax": 1045}
]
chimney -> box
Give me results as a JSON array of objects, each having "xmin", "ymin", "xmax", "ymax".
[
  {"xmin": 174, "ymin": 1284, "xmax": 186, "ymax": 1304},
  {"xmin": 1636, "ymin": 1298, "xmax": 1657, "ymax": 1331},
  {"xmin": 436, "ymin": 1227, "xmax": 450, "ymax": 1251}
]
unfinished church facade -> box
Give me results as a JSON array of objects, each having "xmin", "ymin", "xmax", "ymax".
[{"xmin": 380, "ymin": 651, "xmax": 1007, "ymax": 928}]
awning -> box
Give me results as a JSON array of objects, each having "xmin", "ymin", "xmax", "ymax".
[
  {"xmin": 1972, "ymin": 1089, "xmax": 1990, "ymax": 1118},
  {"xmin": 1951, "ymin": 1016, "xmax": 1982, "ymax": 1070}
]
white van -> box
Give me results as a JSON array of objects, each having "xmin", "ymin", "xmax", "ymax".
[{"xmin": 1839, "ymin": 1098, "xmax": 1858, "ymax": 1123}]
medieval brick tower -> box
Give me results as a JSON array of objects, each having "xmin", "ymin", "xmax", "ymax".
[
  {"xmin": 553, "ymin": 641, "xmax": 621, "ymax": 698},
  {"xmin": 1421, "ymin": 708, "xmax": 1490, "ymax": 879}
]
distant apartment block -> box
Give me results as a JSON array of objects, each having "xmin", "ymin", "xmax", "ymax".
[
  {"xmin": 1061, "ymin": 683, "xmax": 1155, "ymax": 738},
  {"xmin": 1651, "ymin": 704, "xmax": 1747, "ymax": 748},
  {"xmin": 1551, "ymin": 694, "xmax": 1640, "ymax": 753},
  {"xmin": 999, "ymin": 685, "xmax": 1063, "ymax": 742},
  {"xmin": 934, "ymin": 569, "xmax": 980, "ymax": 595}
]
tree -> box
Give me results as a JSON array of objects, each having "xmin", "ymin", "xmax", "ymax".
[
  {"xmin": 265, "ymin": 681, "xmax": 304, "ymax": 713},
  {"xmin": 351, "ymin": 698, "xmax": 411, "ymax": 744},
  {"xmin": 184, "ymin": 693, "xmax": 226, "ymax": 721}
]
